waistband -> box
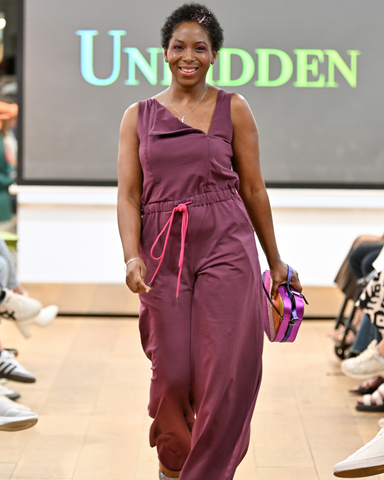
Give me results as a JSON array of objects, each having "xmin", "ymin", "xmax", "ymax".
[{"xmin": 142, "ymin": 189, "xmax": 236, "ymax": 214}]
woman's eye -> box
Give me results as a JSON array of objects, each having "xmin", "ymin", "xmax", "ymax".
[
  {"xmin": 173, "ymin": 45, "xmax": 184, "ymax": 50},
  {"xmin": 196, "ymin": 46, "xmax": 207, "ymax": 51}
]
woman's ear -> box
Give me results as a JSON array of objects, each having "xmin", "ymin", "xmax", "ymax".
[
  {"xmin": 211, "ymin": 51, "xmax": 218, "ymax": 65},
  {"xmin": 164, "ymin": 48, "xmax": 168, "ymax": 63}
]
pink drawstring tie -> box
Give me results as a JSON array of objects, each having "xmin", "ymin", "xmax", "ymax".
[{"xmin": 148, "ymin": 202, "xmax": 191, "ymax": 301}]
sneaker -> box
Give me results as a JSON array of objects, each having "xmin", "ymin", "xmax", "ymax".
[
  {"xmin": 379, "ymin": 418, "xmax": 384, "ymax": 429},
  {"xmin": 28, "ymin": 305, "xmax": 58, "ymax": 327},
  {"xmin": 0, "ymin": 397, "xmax": 38, "ymax": 432},
  {"xmin": 0, "ymin": 393, "xmax": 30, "ymax": 412},
  {"xmin": 0, "ymin": 383, "xmax": 20, "ymax": 401},
  {"xmin": 4, "ymin": 348, "xmax": 18, "ymax": 357},
  {"xmin": 341, "ymin": 340, "xmax": 384, "ymax": 380},
  {"xmin": 0, "ymin": 290, "xmax": 42, "ymax": 323},
  {"xmin": 13, "ymin": 305, "xmax": 59, "ymax": 338},
  {"xmin": 334, "ymin": 429, "xmax": 384, "ymax": 477},
  {"xmin": 0, "ymin": 350, "xmax": 36, "ymax": 383}
]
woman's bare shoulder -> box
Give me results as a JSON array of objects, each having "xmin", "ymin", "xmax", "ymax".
[
  {"xmin": 120, "ymin": 102, "xmax": 140, "ymax": 132},
  {"xmin": 230, "ymin": 93, "xmax": 252, "ymax": 115},
  {"xmin": 123, "ymin": 102, "xmax": 139, "ymax": 119},
  {"xmin": 230, "ymin": 93, "xmax": 257, "ymax": 129}
]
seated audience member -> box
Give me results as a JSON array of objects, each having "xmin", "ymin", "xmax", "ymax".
[
  {"xmin": 335, "ymin": 250, "xmax": 384, "ymax": 477},
  {"xmin": 0, "ymin": 285, "xmax": 40, "ymax": 431},
  {"xmin": 341, "ymin": 248, "xmax": 384, "ymax": 411},
  {"xmin": 332, "ymin": 236, "xmax": 384, "ymax": 355},
  {"xmin": 0, "ymin": 236, "xmax": 58, "ymax": 337}
]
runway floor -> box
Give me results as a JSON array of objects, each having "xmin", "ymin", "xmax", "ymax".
[{"xmin": 0, "ymin": 318, "xmax": 382, "ymax": 480}]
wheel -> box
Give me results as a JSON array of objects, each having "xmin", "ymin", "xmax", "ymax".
[{"xmin": 335, "ymin": 344, "xmax": 348, "ymax": 360}]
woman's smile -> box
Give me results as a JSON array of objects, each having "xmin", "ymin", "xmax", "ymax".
[{"xmin": 179, "ymin": 66, "xmax": 198, "ymax": 76}]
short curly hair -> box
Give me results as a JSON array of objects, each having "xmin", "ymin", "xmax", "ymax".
[{"xmin": 161, "ymin": 3, "xmax": 224, "ymax": 52}]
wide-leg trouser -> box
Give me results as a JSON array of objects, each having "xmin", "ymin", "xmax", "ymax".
[{"xmin": 139, "ymin": 190, "xmax": 264, "ymax": 480}]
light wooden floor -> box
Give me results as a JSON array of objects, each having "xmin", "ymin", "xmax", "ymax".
[
  {"xmin": 21, "ymin": 283, "xmax": 346, "ymax": 318},
  {"xmin": 0, "ymin": 318, "xmax": 383, "ymax": 480}
]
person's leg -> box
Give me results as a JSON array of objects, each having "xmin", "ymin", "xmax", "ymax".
[
  {"xmin": 0, "ymin": 257, "xmax": 9, "ymax": 288},
  {"xmin": 139, "ymin": 212, "xmax": 195, "ymax": 475},
  {"xmin": 179, "ymin": 197, "xmax": 264, "ymax": 480},
  {"xmin": 0, "ymin": 237, "xmax": 18, "ymax": 289},
  {"xmin": 350, "ymin": 314, "xmax": 382, "ymax": 355},
  {"xmin": 139, "ymin": 291, "xmax": 194, "ymax": 473}
]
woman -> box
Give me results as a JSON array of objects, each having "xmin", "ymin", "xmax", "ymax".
[{"xmin": 117, "ymin": 4, "xmax": 302, "ymax": 480}]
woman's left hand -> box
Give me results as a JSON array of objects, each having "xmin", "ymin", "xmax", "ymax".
[{"xmin": 270, "ymin": 260, "xmax": 302, "ymax": 299}]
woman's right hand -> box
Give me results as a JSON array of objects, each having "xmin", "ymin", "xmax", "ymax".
[{"xmin": 125, "ymin": 258, "xmax": 151, "ymax": 294}]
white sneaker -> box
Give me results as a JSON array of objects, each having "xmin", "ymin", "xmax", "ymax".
[
  {"xmin": 0, "ymin": 350, "xmax": 36, "ymax": 383},
  {"xmin": 334, "ymin": 429, "xmax": 384, "ymax": 477},
  {"xmin": 341, "ymin": 340, "xmax": 384, "ymax": 380},
  {"xmin": 0, "ymin": 393, "xmax": 30, "ymax": 412},
  {"xmin": 10, "ymin": 305, "xmax": 59, "ymax": 339},
  {"xmin": 0, "ymin": 290, "xmax": 42, "ymax": 323},
  {"xmin": 0, "ymin": 396, "xmax": 38, "ymax": 432},
  {"xmin": 0, "ymin": 383, "xmax": 20, "ymax": 400}
]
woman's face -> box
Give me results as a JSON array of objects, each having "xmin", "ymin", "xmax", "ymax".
[{"xmin": 164, "ymin": 21, "xmax": 217, "ymax": 86}]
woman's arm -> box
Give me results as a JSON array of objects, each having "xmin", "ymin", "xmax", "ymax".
[
  {"xmin": 231, "ymin": 93, "xmax": 301, "ymax": 297},
  {"xmin": 117, "ymin": 103, "xmax": 150, "ymax": 294}
]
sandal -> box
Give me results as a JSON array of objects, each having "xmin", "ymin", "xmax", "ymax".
[
  {"xmin": 356, "ymin": 384, "xmax": 384, "ymax": 411},
  {"xmin": 350, "ymin": 376, "xmax": 384, "ymax": 395}
]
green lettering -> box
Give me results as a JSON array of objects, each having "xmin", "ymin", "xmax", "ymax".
[
  {"xmin": 206, "ymin": 65, "xmax": 215, "ymax": 85},
  {"xmin": 160, "ymin": 57, "xmax": 172, "ymax": 86},
  {"xmin": 124, "ymin": 47, "xmax": 162, "ymax": 85},
  {"xmin": 255, "ymin": 49, "xmax": 293, "ymax": 87},
  {"xmin": 294, "ymin": 49, "xmax": 325, "ymax": 87},
  {"xmin": 76, "ymin": 30, "xmax": 126, "ymax": 86},
  {"xmin": 325, "ymin": 49, "xmax": 360, "ymax": 87},
  {"xmin": 216, "ymin": 48, "xmax": 255, "ymax": 87}
]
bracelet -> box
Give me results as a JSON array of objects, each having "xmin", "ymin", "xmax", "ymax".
[
  {"xmin": 126, "ymin": 257, "xmax": 141, "ymax": 266},
  {"xmin": 124, "ymin": 257, "xmax": 141, "ymax": 271}
]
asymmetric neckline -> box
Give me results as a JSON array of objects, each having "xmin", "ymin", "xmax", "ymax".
[{"xmin": 152, "ymin": 89, "xmax": 223, "ymax": 136}]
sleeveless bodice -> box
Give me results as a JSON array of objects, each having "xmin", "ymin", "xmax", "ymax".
[{"xmin": 136, "ymin": 89, "xmax": 239, "ymax": 206}]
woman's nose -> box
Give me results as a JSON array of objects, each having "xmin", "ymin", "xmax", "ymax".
[{"xmin": 182, "ymin": 48, "xmax": 195, "ymax": 63}]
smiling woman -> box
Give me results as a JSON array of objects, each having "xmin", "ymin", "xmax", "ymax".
[{"xmin": 117, "ymin": 3, "xmax": 302, "ymax": 480}]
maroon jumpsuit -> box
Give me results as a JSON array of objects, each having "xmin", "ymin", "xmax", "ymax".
[{"xmin": 137, "ymin": 89, "xmax": 264, "ymax": 480}]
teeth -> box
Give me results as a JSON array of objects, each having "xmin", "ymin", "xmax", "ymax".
[{"xmin": 180, "ymin": 68, "xmax": 197, "ymax": 73}]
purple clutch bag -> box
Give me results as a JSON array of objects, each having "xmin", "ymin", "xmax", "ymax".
[{"xmin": 262, "ymin": 266, "xmax": 308, "ymax": 342}]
